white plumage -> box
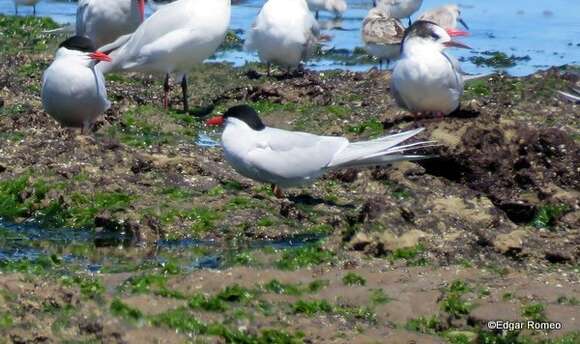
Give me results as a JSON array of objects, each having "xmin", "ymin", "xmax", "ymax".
[
  {"xmin": 76, "ymin": 0, "xmax": 145, "ymax": 48},
  {"xmin": 42, "ymin": 39, "xmax": 111, "ymax": 132},
  {"xmin": 375, "ymin": 0, "xmax": 423, "ymax": 22},
  {"xmin": 97, "ymin": 0, "xmax": 231, "ymax": 111},
  {"xmin": 212, "ymin": 106, "xmax": 432, "ymax": 190},
  {"xmin": 244, "ymin": 0, "xmax": 320, "ymax": 70},
  {"xmin": 306, "ymin": 0, "xmax": 347, "ymax": 18},
  {"xmin": 391, "ymin": 21, "xmax": 468, "ymax": 115}
]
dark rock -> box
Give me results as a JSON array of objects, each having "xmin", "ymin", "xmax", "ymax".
[
  {"xmin": 0, "ymin": 97, "xmax": 4, "ymax": 108},
  {"xmin": 358, "ymin": 197, "xmax": 386, "ymax": 223},
  {"xmin": 131, "ymin": 158, "xmax": 153, "ymax": 174},
  {"xmin": 79, "ymin": 319, "xmax": 103, "ymax": 335},
  {"xmin": 545, "ymin": 250, "xmax": 573, "ymax": 264},
  {"xmin": 0, "ymin": 164, "xmax": 5, "ymax": 173},
  {"xmin": 497, "ymin": 201, "xmax": 536, "ymax": 223}
]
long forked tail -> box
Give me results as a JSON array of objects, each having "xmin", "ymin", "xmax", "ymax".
[{"xmin": 328, "ymin": 128, "xmax": 435, "ymax": 169}]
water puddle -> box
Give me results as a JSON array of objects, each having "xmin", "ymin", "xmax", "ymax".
[{"xmin": 0, "ymin": 219, "xmax": 322, "ymax": 274}]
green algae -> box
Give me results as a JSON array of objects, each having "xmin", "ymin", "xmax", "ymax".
[
  {"xmin": 531, "ymin": 204, "xmax": 570, "ymax": 229},
  {"xmin": 110, "ymin": 298, "xmax": 143, "ymax": 321},
  {"xmin": 469, "ymin": 51, "xmax": 530, "ymax": 68},
  {"xmin": 404, "ymin": 315, "xmax": 441, "ymax": 334},
  {"xmin": 369, "ymin": 289, "xmax": 391, "ymax": 305},
  {"xmin": 0, "ymin": 15, "xmax": 59, "ymax": 54},
  {"xmin": 342, "ymin": 272, "xmax": 366, "ymax": 286},
  {"xmin": 521, "ymin": 303, "xmax": 546, "ymax": 322},
  {"xmin": 275, "ymin": 244, "xmax": 335, "ymax": 270}
]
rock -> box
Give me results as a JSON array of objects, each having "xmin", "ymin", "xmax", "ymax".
[
  {"xmin": 0, "ymin": 97, "xmax": 4, "ymax": 108},
  {"xmin": 349, "ymin": 232, "xmax": 372, "ymax": 251},
  {"xmin": 497, "ymin": 201, "xmax": 537, "ymax": 223},
  {"xmin": 358, "ymin": 197, "xmax": 386, "ymax": 223},
  {"xmin": 493, "ymin": 230, "xmax": 528, "ymax": 254},
  {"xmin": 560, "ymin": 210, "xmax": 580, "ymax": 228},
  {"xmin": 0, "ymin": 164, "xmax": 5, "ymax": 173},
  {"xmin": 381, "ymin": 230, "xmax": 428, "ymax": 251},
  {"xmin": 131, "ymin": 158, "xmax": 153, "ymax": 174},
  {"xmin": 544, "ymin": 250, "xmax": 574, "ymax": 264}
]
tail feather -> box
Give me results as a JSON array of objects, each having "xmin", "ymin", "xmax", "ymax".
[{"xmin": 328, "ymin": 128, "xmax": 433, "ymax": 169}]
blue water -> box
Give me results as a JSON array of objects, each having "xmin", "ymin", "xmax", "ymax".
[
  {"xmin": 0, "ymin": 219, "xmax": 322, "ymax": 272},
  {"xmin": 1, "ymin": 0, "xmax": 579, "ymax": 75}
]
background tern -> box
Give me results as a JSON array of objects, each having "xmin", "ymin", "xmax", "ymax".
[
  {"xmin": 374, "ymin": 0, "xmax": 423, "ymax": 26},
  {"xmin": 97, "ymin": 0, "xmax": 231, "ymax": 112},
  {"xmin": 207, "ymin": 105, "xmax": 433, "ymax": 198},
  {"xmin": 418, "ymin": 4, "xmax": 469, "ymax": 31},
  {"xmin": 362, "ymin": 7, "xmax": 405, "ymax": 70},
  {"xmin": 391, "ymin": 20, "xmax": 470, "ymax": 117},
  {"xmin": 306, "ymin": 0, "xmax": 348, "ymax": 19},
  {"xmin": 42, "ymin": 36, "xmax": 112, "ymax": 134},
  {"xmin": 76, "ymin": 0, "xmax": 146, "ymax": 48},
  {"xmin": 13, "ymin": 0, "xmax": 40, "ymax": 15},
  {"xmin": 245, "ymin": 0, "xmax": 321, "ymax": 75}
]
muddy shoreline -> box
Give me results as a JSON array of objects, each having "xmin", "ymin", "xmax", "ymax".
[{"xmin": 0, "ymin": 16, "xmax": 579, "ymax": 343}]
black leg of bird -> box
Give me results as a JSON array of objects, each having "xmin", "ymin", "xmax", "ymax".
[
  {"xmin": 163, "ymin": 74, "xmax": 170, "ymax": 109},
  {"xmin": 181, "ymin": 75, "xmax": 189, "ymax": 113}
]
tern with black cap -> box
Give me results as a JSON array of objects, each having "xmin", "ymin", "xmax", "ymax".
[
  {"xmin": 42, "ymin": 36, "xmax": 112, "ymax": 134},
  {"xmin": 76, "ymin": 0, "xmax": 146, "ymax": 48},
  {"xmin": 391, "ymin": 20, "xmax": 470, "ymax": 117},
  {"xmin": 207, "ymin": 105, "xmax": 433, "ymax": 198}
]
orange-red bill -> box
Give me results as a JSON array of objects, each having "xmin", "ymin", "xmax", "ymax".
[
  {"xmin": 444, "ymin": 40, "xmax": 471, "ymax": 49},
  {"xmin": 89, "ymin": 51, "xmax": 112, "ymax": 62},
  {"xmin": 207, "ymin": 115, "xmax": 224, "ymax": 126},
  {"xmin": 446, "ymin": 28, "xmax": 469, "ymax": 37}
]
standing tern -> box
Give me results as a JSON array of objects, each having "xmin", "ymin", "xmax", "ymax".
[
  {"xmin": 207, "ymin": 105, "xmax": 433, "ymax": 198},
  {"xmin": 306, "ymin": 0, "xmax": 347, "ymax": 19},
  {"xmin": 374, "ymin": 0, "xmax": 423, "ymax": 26},
  {"xmin": 362, "ymin": 7, "xmax": 405, "ymax": 70},
  {"xmin": 391, "ymin": 21, "xmax": 470, "ymax": 117},
  {"xmin": 14, "ymin": 0, "xmax": 40, "ymax": 15},
  {"xmin": 418, "ymin": 4, "xmax": 469, "ymax": 31},
  {"xmin": 76, "ymin": 0, "xmax": 146, "ymax": 48},
  {"xmin": 97, "ymin": 0, "xmax": 231, "ymax": 112},
  {"xmin": 245, "ymin": 0, "xmax": 321, "ymax": 75},
  {"xmin": 42, "ymin": 36, "xmax": 112, "ymax": 134}
]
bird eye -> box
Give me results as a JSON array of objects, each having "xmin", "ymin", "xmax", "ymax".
[{"xmin": 430, "ymin": 32, "xmax": 440, "ymax": 40}]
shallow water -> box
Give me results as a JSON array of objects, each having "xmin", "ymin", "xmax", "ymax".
[
  {"xmin": 1, "ymin": 0, "xmax": 578, "ymax": 76},
  {"xmin": 0, "ymin": 219, "xmax": 321, "ymax": 273}
]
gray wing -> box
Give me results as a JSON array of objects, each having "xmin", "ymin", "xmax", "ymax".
[
  {"xmin": 391, "ymin": 79, "xmax": 410, "ymax": 110},
  {"xmin": 75, "ymin": 0, "xmax": 91, "ymax": 36},
  {"xmin": 362, "ymin": 17, "xmax": 405, "ymax": 45},
  {"xmin": 442, "ymin": 51, "xmax": 464, "ymax": 96}
]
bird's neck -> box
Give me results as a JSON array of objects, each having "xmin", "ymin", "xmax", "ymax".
[{"xmin": 401, "ymin": 40, "xmax": 442, "ymax": 59}]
